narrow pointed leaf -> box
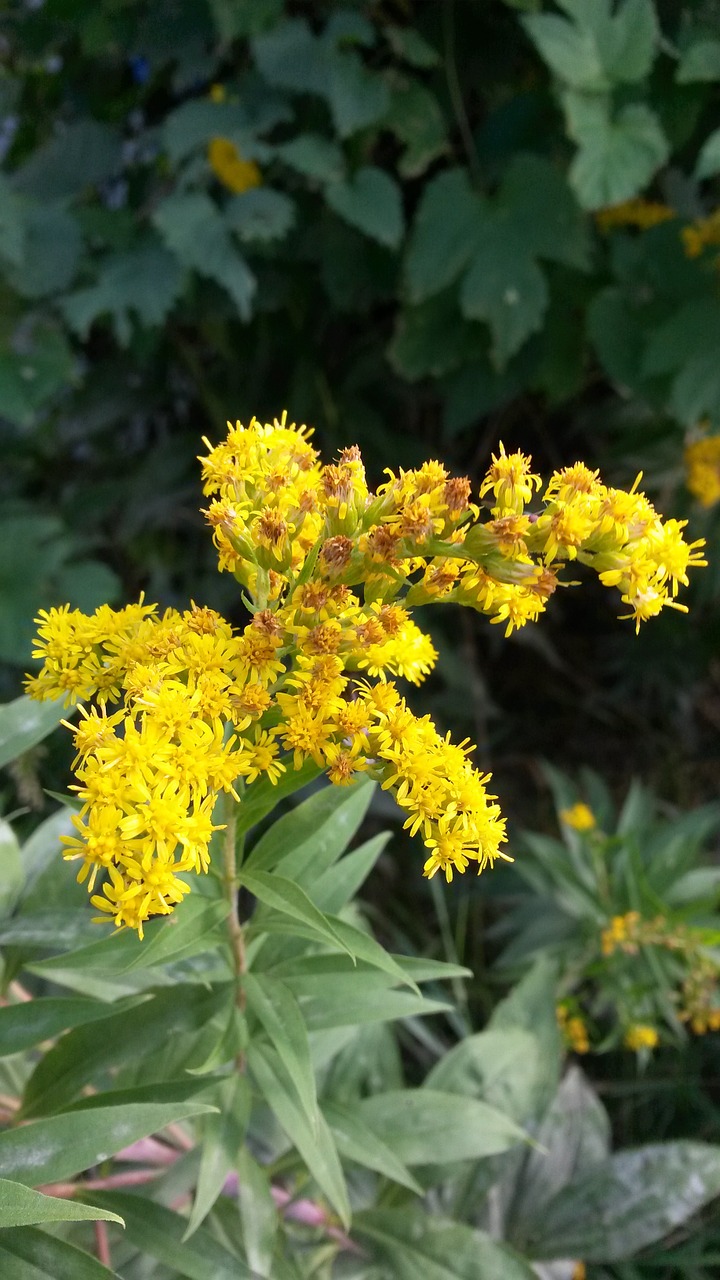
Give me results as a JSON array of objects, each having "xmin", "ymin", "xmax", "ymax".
[
  {"xmin": 0, "ymin": 1179, "xmax": 124, "ymax": 1228},
  {"xmin": 244, "ymin": 973, "xmax": 317, "ymax": 1123}
]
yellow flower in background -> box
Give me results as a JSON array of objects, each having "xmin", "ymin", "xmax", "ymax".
[
  {"xmin": 560, "ymin": 801, "xmax": 596, "ymax": 831},
  {"xmin": 572, "ymin": 1263, "xmax": 587, "ymax": 1280},
  {"xmin": 685, "ymin": 433, "xmax": 720, "ymax": 508},
  {"xmin": 208, "ymin": 137, "xmax": 262, "ymax": 194},
  {"xmin": 596, "ymin": 198, "xmax": 676, "ymax": 233},
  {"xmin": 557, "ymin": 1004, "xmax": 590, "ymax": 1053},
  {"xmin": 624, "ymin": 1023, "xmax": 659, "ymax": 1051},
  {"xmin": 681, "ymin": 208, "xmax": 720, "ymax": 258}
]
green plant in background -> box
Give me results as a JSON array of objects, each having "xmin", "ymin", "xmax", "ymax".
[{"xmin": 497, "ymin": 766, "xmax": 720, "ymax": 1056}]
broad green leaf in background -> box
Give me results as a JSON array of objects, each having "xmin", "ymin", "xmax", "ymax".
[
  {"xmin": 11, "ymin": 120, "xmax": 122, "ymax": 201},
  {"xmin": 527, "ymin": 1141, "xmax": 720, "ymax": 1262},
  {"xmin": 61, "ymin": 245, "xmax": 185, "ymax": 344},
  {"xmin": 0, "ymin": 322, "xmax": 77, "ymax": 430},
  {"xmin": 88, "ymin": 1192, "xmax": 257, "ymax": 1280},
  {"xmin": 388, "ymin": 290, "xmax": 485, "ymax": 381},
  {"xmin": 0, "ymin": 175, "xmax": 26, "ymax": 268},
  {"xmin": 460, "ymin": 230, "xmax": 548, "ymax": 367},
  {"xmin": 325, "ymin": 166, "xmax": 404, "ymax": 249},
  {"xmin": 0, "ymin": 1226, "xmax": 120, "ymax": 1280},
  {"xmin": 696, "ymin": 125, "xmax": 720, "ymax": 178},
  {"xmin": 0, "ymin": 1179, "xmax": 124, "ymax": 1228},
  {"xmin": 385, "ymin": 25, "xmax": 440, "ymax": 68},
  {"xmin": 4, "ymin": 205, "xmax": 83, "ymax": 299},
  {"xmin": 152, "ymin": 192, "xmax": 256, "ymax": 319},
  {"xmin": 0, "ymin": 1100, "xmax": 215, "ymax": 1185},
  {"xmin": 326, "ymin": 50, "xmax": 390, "ymax": 138},
  {"xmin": 226, "ymin": 188, "xmax": 296, "ymax": 242},
  {"xmin": 0, "ymin": 696, "xmax": 68, "ymax": 771},
  {"xmin": 355, "ymin": 1088, "xmax": 527, "ymax": 1166},
  {"xmin": 276, "ymin": 133, "xmax": 346, "ymax": 184},
  {"xmin": 353, "ymin": 1209, "xmax": 536, "ymax": 1280},
  {"xmin": 425, "ymin": 1028, "xmax": 543, "ymax": 1125},
  {"xmin": 404, "ymin": 168, "xmax": 484, "ymax": 302},
  {"xmin": 566, "ymin": 97, "xmax": 669, "ymax": 210},
  {"xmin": 523, "ymin": 0, "xmax": 657, "ymax": 90},
  {"xmin": 162, "ymin": 99, "xmax": 290, "ymax": 165},
  {"xmin": 384, "ymin": 80, "xmax": 447, "ymax": 178},
  {"xmin": 676, "ymin": 38, "xmax": 720, "ymax": 83}
]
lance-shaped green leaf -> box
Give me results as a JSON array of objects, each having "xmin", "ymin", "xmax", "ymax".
[
  {"xmin": 0, "ymin": 696, "xmax": 69, "ymax": 770},
  {"xmin": 247, "ymin": 774, "xmax": 372, "ymax": 876},
  {"xmin": 184, "ymin": 1076, "xmax": 251, "ymax": 1239},
  {"xmin": 354, "ymin": 1088, "xmax": 527, "ymax": 1166},
  {"xmin": 236, "ymin": 758, "xmax": 322, "ymax": 837},
  {"xmin": 0, "ymin": 1100, "xmax": 216, "ymax": 1186},
  {"xmin": 239, "ymin": 869, "xmax": 352, "ymax": 957},
  {"xmin": 0, "ymin": 995, "xmax": 143, "ymax": 1059},
  {"xmin": 0, "ymin": 1226, "xmax": 120, "ymax": 1279},
  {"xmin": 87, "ymin": 1192, "xmax": 257, "ymax": 1280},
  {"xmin": 21, "ymin": 984, "xmax": 229, "ymax": 1116},
  {"xmin": 0, "ymin": 1179, "xmax": 124, "ymax": 1228},
  {"xmin": 0, "ymin": 819, "xmax": 22, "ymax": 919},
  {"xmin": 236, "ymin": 1145, "xmax": 279, "ymax": 1277},
  {"xmin": 249, "ymin": 1041, "xmax": 350, "ymax": 1227},
  {"xmin": 324, "ymin": 1099, "xmax": 422, "ymax": 1193},
  {"xmin": 311, "ymin": 832, "xmax": 391, "ymax": 913},
  {"xmin": 353, "ymin": 1209, "xmax": 536, "ymax": 1279},
  {"xmin": 244, "ymin": 972, "xmax": 317, "ymax": 1123}
]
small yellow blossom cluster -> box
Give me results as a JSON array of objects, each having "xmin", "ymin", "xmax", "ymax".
[
  {"xmin": 623, "ymin": 1023, "xmax": 659, "ymax": 1051},
  {"xmin": 681, "ymin": 208, "xmax": 720, "ymax": 259},
  {"xmin": 679, "ymin": 956, "xmax": 720, "ymax": 1035},
  {"xmin": 557, "ymin": 1002, "xmax": 590, "ymax": 1053},
  {"xmin": 27, "ymin": 415, "xmax": 705, "ymax": 933},
  {"xmin": 560, "ymin": 801, "xmax": 596, "ymax": 832},
  {"xmin": 685, "ymin": 433, "xmax": 720, "ymax": 508},
  {"xmin": 208, "ymin": 138, "xmax": 262, "ymax": 194},
  {"xmin": 596, "ymin": 197, "xmax": 676, "ymax": 233},
  {"xmin": 600, "ymin": 910, "xmax": 643, "ymax": 956}
]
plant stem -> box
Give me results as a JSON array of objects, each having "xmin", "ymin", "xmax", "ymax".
[{"xmin": 222, "ymin": 797, "xmax": 246, "ymax": 1012}]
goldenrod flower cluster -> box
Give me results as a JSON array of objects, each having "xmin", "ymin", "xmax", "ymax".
[
  {"xmin": 596, "ymin": 198, "xmax": 676, "ymax": 233},
  {"xmin": 557, "ymin": 1003, "xmax": 590, "ymax": 1054},
  {"xmin": 685, "ymin": 434, "xmax": 720, "ymax": 508},
  {"xmin": 623, "ymin": 1023, "xmax": 659, "ymax": 1051},
  {"xmin": 681, "ymin": 208, "xmax": 720, "ymax": 259},
  {"xmin": 208, "ymin": 137, "xmax": 262, "ymax": 194},
  {"xmin": 26, "ymin": 415, "xmax": 705, "ymax": 934}
]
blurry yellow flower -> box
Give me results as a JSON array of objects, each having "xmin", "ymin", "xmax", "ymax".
[
  {"xmin": 572, "ymin": 1264, "xmax": 587, "ymax": 1280},
  {"xmin": 557, "ymin": 1004, "xmax": 590, "ymax": 1053},
  {"xmin": 685, "ymin": 433, "xmax": 720, "ymax": 508},
  {"xmin": 560, "ymin": 801, "xmax": 596, "ymax": 831},
  {"xmin": 681, "ymin": 208, "xmax": 720, "ymax": 258},
  {"xmin": 209, "ymin": 83, "xmax": 226, "ymax": 103},
  {"xmin": 624, "ymin": 1023, "xmax": 659, "ymax": 1051},
  {"xmin": 208, "ymin": 137, "xmax": 262, "ymax": 194},
  {"xmin": 596, "ymin": 198, "xmax": 675, "ymax": 233}
]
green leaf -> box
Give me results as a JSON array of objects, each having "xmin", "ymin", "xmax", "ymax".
[
  {"xmin": 248, "ymin": 776, "xmax": 372, "ymax": 878},
  {"xmin": 0, "ymin": 996, "xmax": 142, "ymax": 1059},
  {"xmin": 152, "ymin": 192, "xmax": 256, "ymax": 319},
  {"xmin": 498, "ymin": 152, "xmax": 590, "ymax": 270},
  {"xmin": 528, "ymin": 1141, "xmax": 720, "ymax": 1262},
  {"xmin": 677, "ymin": 38, "xmax": 720, "ymax": 83},
  {"xmin": 0, "ymin": 1100, "xmax": 215, "ymax": 1186},
  {"xmin": 566, "ymin": 98, "xmax": 669, "ymax": 210},
  {"xmin": 425, "ymin": 1028, "xmax": 543, "ymax": 1125},
  {"xmin": 389, "ymin": 291, "xmax": 486, "ymax": 381},
  {"xmin": 355, "ymin": 1088, "xmax": 526, "ymax": 1166},
  {"xmin": 522, "ymin": 11, "xmax": 608, "ymax": 90},
  {"xmin": 324, "ymin": 1099, "xmax": 422, "ymax": 1193},
  {"xmin": 226, "ymin": 188, "xmax": 296, "ymax": 243},
  {"xmin": 208, "ymin": 0, "xmax": 283, "ymax": 41},
  {"xmin": 0, "ymin": 696, "xmax": 68, "ymax": 771},
  {"xmin": 244, "ymin": 973, "xmax": 317, "ymax": 1123},
  {"xmin": 488, "ymin": 955, "xmax": 562, "ymax": 1119},
  {"xmin": 0, "ymin": 819, "xmax": 22, "ymax": 919},
  {"xmin": 276, "ymin": 134, "xmax": 346, "ymax": 184},
  {"xmin": 387, "ymin": 81, "xmax": 446, "ymax": 179},
  {"xmin": 311, "ymin": 832, "xmax": 391, "ymax": 913},
  {"xmin": 12, "ymin": 120, "xmax": 121, "ymax": 201},
  {"xmin": 404, "ymin": 168, "xmax": 484, "ymax": 302},
  {"xmin": 4, "ymin": 204, "xmax": 82, "ymax": 298},
  {"xmin": 0, "ymin": 1179, "xmax": 124, "ymax": 1228},
  {"xmin": 354, "ymin": 1209, "xmax": 536, "ymax": 1279},
  {"xmin": 163, "ymin": 100, "xmax": 286, "ymax": 166},
  {"xmin": 252, "ymin": 19, "xmax": 327, "ymax": 95},
  {"xmin": 60, "ymin": 245, "xmax": 185, "ymax": 344},
  {"xmin": 0, "ymin": 1226, "xmax": 120, "ymax": 1279},
  {"xmin": 249, "ymin": 1040, "xmax": 350, "ymax": 1227},
  {"xmin": 325, "ymin": 166, "xmax": 404, "ymax": 249},
  {"xmin": 460, "ymin": 225, "xmax": 548, "ymax": 366},
  {"xmin": 236, "ymin": 758, "xmax": 322, "ymax": 837},
  {"xmin": 21, "ymin": 984, "xmax": 229, "ymax": 1116},
  {"xmin": 385, "ymin": 25, "xmax": 440, "ymax": 68},
  {"xmin": 88, "ymin": 1192, "xmax": 256, "ymax": 1280},
  {"xmin": 696, "ymin": 126, "xmax": 720, "ymax": 179},
  {"xmin": 241, "ymin": 869, "xmax": 352, "ymax": 957},
  {"xmin": 273, "ymin": 963, "xmax": 449, "ymax": 1029},
  {"xmin": 326, "ymin": 51, "xmax": 390, "ymax": 139},
  {"xmin": 184, "ymin": 1076, "xmax": 250, "ymax": 1238},
  {"xmin": 0, "ymin": 174, "xmax": 26, "ymax": 268},
  {"xmin": 236, "ymin": 1144, "xmax": 279, "ymax": 1276}
]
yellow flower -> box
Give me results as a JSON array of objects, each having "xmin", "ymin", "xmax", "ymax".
[
  {"xmin": 624, "ymin": 1023, "xmax": 659, "ymax": 1051},
  {"xmin": 208, "ymin": 137, "xmax": 262, "ymax": 194},
  {"xmin": 560, "ymin": 802, "xmax": 596, "ymax": 832},
  {"xmin": 685, "ymin": 433, "xmax": 720, "ymax": 508},
  {"xmin": 595, "ymin": 198, "xmax": 675, "ymax": 233}
]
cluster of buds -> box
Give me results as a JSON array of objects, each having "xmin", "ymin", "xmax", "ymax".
[{"xmin": 27, "ymin": 414, "xmax": 705, "ymax": 934}]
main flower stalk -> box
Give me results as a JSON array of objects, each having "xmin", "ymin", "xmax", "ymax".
[{"xmin": 26, "ymin": 414, "xmax": 706, "ymax": 935}]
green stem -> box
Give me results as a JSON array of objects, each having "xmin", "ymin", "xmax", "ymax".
[{"xmin": 222, "ymin": 795, "xmax": 246, "ymax": 1013}]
